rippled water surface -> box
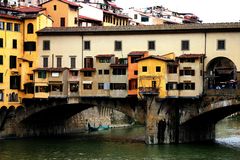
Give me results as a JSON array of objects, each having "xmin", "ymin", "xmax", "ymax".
[{"xmin": 0, "ymin": 119, "xmax": 240, "ymax": 160}]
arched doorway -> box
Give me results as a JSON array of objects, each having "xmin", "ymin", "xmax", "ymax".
[{"xmin": 206, "ymin": 57, "xmax": 237, "ymax": 89}]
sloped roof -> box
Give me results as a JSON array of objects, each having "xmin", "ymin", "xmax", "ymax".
[
  {"xmin": 137, "ymin": 55, "xmax": 174, "ymax": 62},
  {"xmin": 40, "ymin": 0, "xmax": 80, "ymax": 7},
  {"xmin": 16, "ymin": 6, "xmax": 45, "ymax": 13},
  {"xmin": 0, "ymin": 14, "xmax": 20, "ymax": 20},
  {"xmin": 95, "ymin": 54, "xmax": 114, "ymax": 58},
  {"xmin": 128, "ymin": 51, "xmax": 148, "ymax": 56},
  {"xmin": 178, "ymin": 54, "xmax": 205, "ymax": 59},
  {"xmin": 79, "ymin": 15, "xmax": 102, "ymax": 22},
  {"xmin": 37, "ymin": 22, "xmax": 240, "ymax": 36}
]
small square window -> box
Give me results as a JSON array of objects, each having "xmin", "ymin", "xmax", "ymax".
[
  {"xmin": 43, "ymin": 40, "xmax": 50, "ymax": 50},
  {"xmin": 54, "ymin": 5, "xmax": 57, "ymax": 11},
  {"xmin": 6, "ymin": 23, "xmax": 12, "ymax": 31},
  {"xmin": 84, "ymin": 41, "xmax": 90, "ymax": 50},
  {"xmin": 98, "ymin": 83, "xmax": 104, "ymax": 89},
  {"xmin": 142, "ymin": 66, "xmax": 147, "ymax": 72},
  {"xmin": 156, "ymin": 66, "xmax": 161, "ymax": 72},
  {"xmin": 71, "ymin": 71, "xmax": 78, "ymax": 76},
  {"xmin": 29, "ymin": 74, "xmax": 33, "ymax": 80},
  {"xmin": 0, "ymin": 38, "xmax": 3, "ymax": 48},
  {"xmin": 13, "ymin": 39, "xmax": 17, "ymax": 49},
  {"xmin": 29, "ymin": 62, "xmax": 33, "ymax": 67},
  {"xmin": 217, "ymin": 40, "xmax": 225, "ymax": 50},
  {"xmin": 0, "ymin": 55, "xmax": 3, "ymax": 65},
  {"xmin": 115, "ymin": 41, "xmax": 122, "ymax": 51},
  {"xmin": 98, "ymin": 70, "xmax": 102, "ymax": 75},
  {"xmin": 181, "ymin": 40, "xmax": 189, "ymax": 50},
  {"xmin": 134, "ymin": 70, "xmax": 138, "ymax": 75},
  {"xmin": 104, "ymin": 70, "xmax": 109, "ymax": 75},
  {"xmin": 148, "ymin": 41, "xmax": 155, "ymax": 50}
]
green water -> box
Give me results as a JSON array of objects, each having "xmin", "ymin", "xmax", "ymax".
[{"xmin": 0, "ymin": 120, "xmax": 240, "ymax": 160}]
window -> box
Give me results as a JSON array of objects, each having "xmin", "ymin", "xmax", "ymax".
[
  {"xmin": 10, "ymin": 76, "xmax": 20, "ymax": 89},
  {"xmin": 24, "ymin": 41, "xmax": 36, "ymax": 51},
  {"xmin": 0, "ymin": 22, "xmax": 4, "ymax": 30},
  {"xmin": 35, "ymin": 86, "xmax": 48, "ymax": 93},
  {"xmin": 6, "ymin": 23, "xmax": 12, "ymax": 31},
  {"xmin": 217, "ymin": 40, "xmax": 225, "ymax": 50},
  {"xmin": 29, "ymin": 74, "xmax": 33, "ymax": 80},
  {"xmin": 51, "ymin": 72, "xmax": 60, "ymax": 77},
  {"xmin": 98, "ymin": 83, "xmax": 104, "ymax": 89},
  {"xmin": 84, "ymin": 41, "xmax": 90, "ymax": 50},
  {"xmin": 148, "ymin": 41, "xmax": 155, "ymax": 50},
  {"xmin": 131, "ymin": 56, "xmax": 140, "ymax": 63},
  {"xmin": 14, "ymin": 23, "xmax": 20, "ymax": 32},
  {"xmin": 84, "ymin": 57, "xmax": 93, "ymax": 68},
  {"xmin": 60, "ymin": 17, "xmax": 65, "ymax": 27},
  {"xmin": 180, "ymin": 70, "xmax": 195, "ymax": 76},
  {"xmin": 43, "ymin": 57, "xmax": 48, "ymax": 67},
  {"xmin": 71, "ymin": 71, "xmax": 78, "ymax": 76},
  {"xmin": 166, "ymin": 82, "xmax": 178, "ymax": 90},
  {"xmin": 104, "ymin": 70, "xmax": 109, "ymax": 75},
  {"xmin": 156, "ymin": 66, "xmax": 161, "ymax": 72},
  {"xmin": 110, "ymin": 83, "xmax": 127, "ymax": 90},
  {"xmin": 8, "ymin": 92, "xmax": 18, "ymax": 102},
  {"xmin": 84, "ymin": 71, "xmax": 92, "ymax": 77},
  {"xmin": 113, "ymin": 68, "xmax": 126, "ymax": 75},
  {"xmin": 141, "ymin": 16, "xmax": 149, "ymax": 22},
  {"xmin": 43, "ymin": 40, "xmax": 50, "ymax": 50},
  {"xmin": 0, "ymin": 73, "xmax": 3, "ymax": 83},
  {"xmin": 99, "ymin": 58, "xmax": 110, "ymax": 63},
  {"xmin": 29, "ymin": 62, "xmax": 33, "ymax": 67},
  {"xmin": 50, "ymin": 84, "xmax": 63, "ymax": 92},
  {"xmin": 0, "ymin": 90, "xmax": 3, "ymax": 101},
  {"xmin": 98, "ymin": 70, "xmax": 102, "ymax": 75},
  {"xmin": 27, "ymin": 23, "xmax": 34, "ymax": 34},
  {"xmin": 134, "ymin": 14, "xmax": 138, "ymax": 19},
  {"xmin": 178, "ymin": 83, "xmax": 195, "ymax": 90},
  {"xmin": 13, "ymin": 39, "xmax": 17, "ymax": 49},
  {"xmin": 168, "ymin": 65, "xmax": 177, "ymax": 73},
  {"xmin": 74, "ymin": 17, "xmax": 78, "ymax": 24},
  {"xmin": 70, "ymin": 57, "xmax": 76, "ymax": 68},
  {"xmin": 0, "ymin": 55, "xmax": 3, "ymax": 65},
  {"xmin": 56, "ymin": 57, "xmax": 62, "ymax": 68},
  {"xmin": 70, "ymin": 83, "xmax": 79, "ymax": 92},
  {"xmin": 54, "ymin": 5, "xmax": 57, "ymax": 10},
  {"xmin": 38, "ymin": 71, "xmax": 46, "ymax": 78},
  {"xmin": 83, "ymin": 84, "xmax": 92, "ymax": 90},
  {"xmin": 0, "ymin": 38, "xmax": 3, "ymax": 48},
  {"xmin": 142, "ymin": 66, "xmax": 147, "ymax": 72},
  {"xmin": 181, "ymin": 40, "xmax": 189, "ymax": 50},
  {"xmin": 10, "ymin": 56, "xmax": 17, "ymax": 69},
  {"xmin": 114, "ymin": 41, "xmax": 122, "ymax": 51},
  {"xmin": 134, "ymin": 70, "xmax": 138, "ymax": 75}
]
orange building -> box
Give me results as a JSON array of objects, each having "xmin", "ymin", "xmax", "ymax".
[
  {"xmin": 40, "ymin": 0, "xmax": 80, "ymax": 27},
  {"xmin": 128, "ymin": 51, "xmax": 148, "ymax": 96}
]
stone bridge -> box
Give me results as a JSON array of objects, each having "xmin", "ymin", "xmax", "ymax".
[{"xmin": 1, "ymin": 91, "xmax": 240, "ymax": 145}]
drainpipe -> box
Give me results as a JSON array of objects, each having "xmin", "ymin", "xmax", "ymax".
[
  {"xmin": 52, "ymin": 54, "xmax": 54, "ymax": 68},
  {"xmin": 81, "ymin": 34, "xmax": 84, "ymax": 68}
]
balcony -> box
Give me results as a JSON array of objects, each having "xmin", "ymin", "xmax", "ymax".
[{"xmin": 139, "ymin": 87, "xmax": 159, "ymax": 95}]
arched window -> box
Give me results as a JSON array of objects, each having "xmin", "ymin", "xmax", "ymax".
[{"xmin": 27, "ymin": 23, "xmax": 34, "ymax": 34}]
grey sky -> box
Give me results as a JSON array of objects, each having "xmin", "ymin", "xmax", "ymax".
[{"xmin": 115, "ymin": 0, "xmax": 240, "ymax": 23}]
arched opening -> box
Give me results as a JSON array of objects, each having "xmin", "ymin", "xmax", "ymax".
[
  {"xmin": 27, "ymin": 23, "xmax": 34, "ymax": 34},
  {"xmin": 206, "ymin": 57, "xmax": 237, "ymax": 89}
]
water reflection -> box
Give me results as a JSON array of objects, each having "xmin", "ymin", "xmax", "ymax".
[{"xmin": 0, "ymin": 120, "xmax": 239, "ymax": 160}]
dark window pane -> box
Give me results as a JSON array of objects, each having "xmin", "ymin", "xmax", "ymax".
[{"xmin": 24, "ymin": 41, "xmax": 36, "ymax": 51}]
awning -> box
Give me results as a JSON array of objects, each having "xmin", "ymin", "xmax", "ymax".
[{"xmin": 83, "ymin": 81, "xmax": 92, "ymax": 84}]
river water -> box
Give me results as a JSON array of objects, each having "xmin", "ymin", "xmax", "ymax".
[{"xmin": 0, "ymin": 119, "xmax": 239, "ymax": 160}]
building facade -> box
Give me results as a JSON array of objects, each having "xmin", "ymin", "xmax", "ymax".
[
  {"xmin": 35, "ymin": 23, "xmax": 240, "ymax": 101},
  {"xmin": 0, "ymin": 6, "xmax": 52, "ymax": 108}
]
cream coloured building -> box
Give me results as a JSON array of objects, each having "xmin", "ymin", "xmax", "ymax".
[{"xmin": 37, "ymin": 23, "xmax": 240, "ymax": 98}]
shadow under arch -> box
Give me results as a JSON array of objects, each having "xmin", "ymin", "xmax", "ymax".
[{"xmin": 206, "ymin": 57, "xmax": 237, "ymax": 89}]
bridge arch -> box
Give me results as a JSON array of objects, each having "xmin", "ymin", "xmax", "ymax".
[{"xmin": 206, "ymin": 57, "xmax": 237, "ymax": 89}]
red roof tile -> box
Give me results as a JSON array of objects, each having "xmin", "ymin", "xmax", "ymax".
[
  {"xmin": 178, "ymin": 54, "xmax": 205, "ymax": 58},
  {"xmin": 0, "ymin": 14, "xmax": 20, "ymax": 20},
  {"xmin": 95, "ymin": 54, "xmax": 114, "ymax": 58},
  {"xmin": 108, "ymin": 1, "xmax": 122, "ymax": 9},
  {"xmin": 128, "ymin": 51, "xmax": 148, "ymax": 56},
  {"xmin": 40, "ymin": 0, "xmax": 80, "ymax": 7},
  {"xmin": 59, "ymin": 0, "xmax": 80, "ymax": 7},
  {"xmin": 79, "ymin": 15, "xmax": 102, "ymax": 22},
  {"xmin": 16, "ymin": 6, "xmax": 45, "ymax": 13},
  {"xmin": 137, "ymin": 55, "xmax": 174, "ymax": 62}
]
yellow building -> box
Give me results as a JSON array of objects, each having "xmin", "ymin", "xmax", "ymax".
[
  {"xmin": 0, "ymin": 6, "xmax": 52, "ymax": 108},
  {"xmin": 40, "ymin": 0, "xmax": 79, "ymax": 27},
  {"xmin": 137, "ymin": 55, "xmax": 174, "ymax": 99}
]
